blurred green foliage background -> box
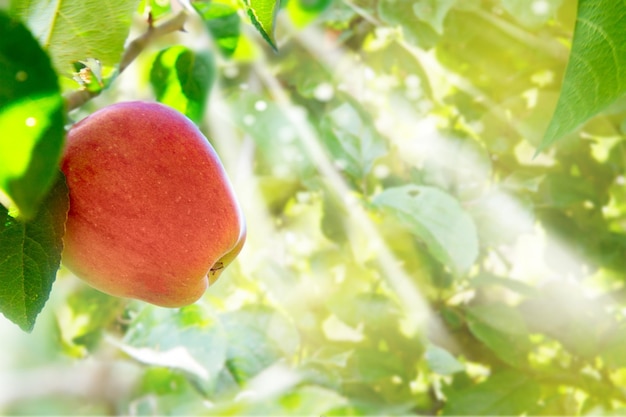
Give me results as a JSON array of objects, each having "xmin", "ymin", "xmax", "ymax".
[{"xmin": 3, "ymin": 0, "xmax": 626, "ymax": 415}]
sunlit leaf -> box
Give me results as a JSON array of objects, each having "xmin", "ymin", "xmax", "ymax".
[
  {"xmin": 10, "ymin": 0, "xmax": 140, "ymax": 76},
  {"xmin": 539, "ymin": 0, "xmax": 626, "ymax": 150},
  {"xmin": 150, "ymin": 46, "xmax": 215, "ymax": 123},
  {"xmin": 373, "ymin": 185, "xmax": 479, "ymax": 274},
  {"xmin": 0, "ymin": 175, "xmax": 68, "ymax": 332},
  {"xmin": 242, "ymin": 0, "xmax": 279, "ymax": 50},
  {"xmin": 0, "ymin": 11, "xmax": 64, "ymax": 219}
]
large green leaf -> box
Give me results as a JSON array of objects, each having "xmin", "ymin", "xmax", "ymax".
[
  {"xmin": 373, "ymin": 185, "xmax": 479, "ymax": 274},
  {"xmin": 539, "ymin": 0, "xmax": 626, "ymax": 150},
  {"xmin": 0, "ymin": 175, "xmax": 68, "ymax": 332},
  {"xmin": 0, "ymin": 10, "xmax": 64, "ymax": 219},
  {"xmin": 242, "ymin": 0, "xmax": 279, "ymax": 50},
  {"xmin": 10, "ymin": 0, "xmax": 140, "ymax": 76}
]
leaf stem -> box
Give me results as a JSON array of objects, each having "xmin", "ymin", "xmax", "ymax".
[{"xmin": 64, "ymin": 11, "xmax": 188, "ymax": 112}]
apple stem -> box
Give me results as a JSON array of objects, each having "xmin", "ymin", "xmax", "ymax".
[{"xmin": 64, "ymin": 11, "xmax": 188, "ymax": 112}]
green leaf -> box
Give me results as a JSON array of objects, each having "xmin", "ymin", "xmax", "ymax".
[
  {"xmin": 0, "ymin": 175, "xmax": 68, "ymax": 332},
  {"xmin": 242, "ymin": 0, "xmax": 280, "ymax": 51},
  {"xmin": 192, "ymin": 1, "xmax": 241, "ymax": 57},
  {"xmin": 373, "ymin": 185, "xmax": 479, "ymax": 274},
  {"xmin": 466, "ymin": 303, "xmax": 531, "ymax": 367},
  {"xmin": 122, "ymin": 304, "xmax": 228, "ymax": 388},
  {"xmin": 442, "ymin": 370, "xmax": 541, "ymax": 415},
  {"xmin": 0, "ymin": 11, "xmax": 64, "ymax": 219},
  {"xmin": 378, "ymin": 0, "xmax": 440, "ymax": 49},
  {"xmin": 150, "ymin": 46, "xmax": 215, "ymax": 124},
  {"xmin": 539, "ymin": 0, "xmax": 626, "ymax": 150},
  {"xmin": 279, "ymin": 385, "xmax": 347, "ymax": 414},
  {"xmin": 10, "ymin": 0, "xmax": 140, "ymax": 76},
  {"xmin": 412, "ymin": 0, "xmax": 456, "ymax": 34},
  {"xmin": 320, "ymin": 102, "xmax": 387, "ymax": 181},
  {"xmin": 221, "ymin": 305, "xmax": 300, "ymax": 384},
  {"xmin": 425, "ymin": 344, "xmax": 464, "ymax": 375}
]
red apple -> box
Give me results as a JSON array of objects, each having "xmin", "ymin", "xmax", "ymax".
[{"xmin": 61, "ymin": 101, "xmax": 246, "ymax": 307}]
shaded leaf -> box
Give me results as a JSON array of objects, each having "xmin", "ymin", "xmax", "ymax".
[
  {"xmin": 0, "ymin": 175, "xmax": 68, "ymax": 331},
  {"xmin": 539, "ymin": 0, "xmax": 626, "ymax": 150},
  {"xmin": 373, "ymin": 185, "xmax": 478, "ymax": 274}
]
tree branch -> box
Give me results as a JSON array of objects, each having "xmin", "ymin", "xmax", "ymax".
[{"xmin": 64, "ymin": 11, "xmax": 188, "ymax": 112}]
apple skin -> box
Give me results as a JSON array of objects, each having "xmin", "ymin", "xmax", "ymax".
[{"xmin": 61, "ymin": 101, "xmax": 245, "ymax": 307}]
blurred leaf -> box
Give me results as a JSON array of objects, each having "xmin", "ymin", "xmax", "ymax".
[
  {"xmin": 540, "ymin": 0, "xmax": 626, "ymax": 150},
  {"xmin": 378, "ymin": 0, "xmax": 439, "ymax": 49},
  {"xmin": 59, "ymin": 286, "xmax": 124, "ymax": 356},
  {"xmin": 373, "ymin": 185, "xmax": 479, "ymax": 274},
  {"xmin": 320, "ymin": 102, "xmax": 387, "ymax": 181},
  {"xmin": 279, "ymin": 385, "xmax": 347, "ymax": 414},
  {"xmin": 442, "ymin": 370, "xmax": 541, "ymax": 415},
  {"xmin": 425, "ymin": 344, "xmax": 464, "ymax": 375},
  {"xmin": 328, "ymin": 292, "xmax": 401, "ymax": 332},
  {"xmin": 412, "ymin": 0, "xmax": 456, "ymax": 34},
  {"xmin": 0, "ymin": 175, "xmax": 68, "ymax": 332},
  {"xmin": 243, "ymin": 0, "xmax": 279, "ymax": 50},
  {"xmin": 230, "ymin": 92, "xmax": 313, "ymax": 177},
  {"xmin": 192, "ymin": 1, "xmax": 241, "ymax": 57},
  {"xmin": 320, "ymin": 183, "xmax": 349, "ymax": 244},
  {"xmin": 539, "ymin": 173, "xmax": 603, "ymax": 207},
  {"xmin": 466, "ymin": 303, "xmax": 532, "ymax": 367},
  {"xmin": 122, "ymin": 304, "xmax": 228, "ymax": 388},
  {"xmin": 150, "ymin": 46, "xmax": 215, "ymax": 123},
  {"xmin": 10, "ymin": 0, "xmax": 140, "ymax": 76},
  {"xmin": 0, "ymin": 11, "xmax": 64, "ymax": 219},
  {"xmin": 349, "ymin": 347, "xmax": 408, "ymax": 382},
  {"xmin": 220, "ymin": 305, "xmax": 300, "ymax": 384}
]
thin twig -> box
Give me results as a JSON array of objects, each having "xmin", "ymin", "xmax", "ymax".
[{"xmin": 64, "ymin": 11, "xmax": 188, "ymax": 112}]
